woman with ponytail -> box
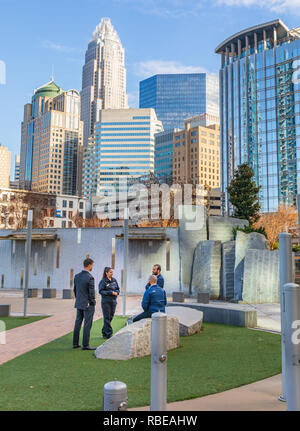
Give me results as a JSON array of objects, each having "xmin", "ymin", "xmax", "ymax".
[{"xmin": 98, "ymin": 267, "xmax": 120, "ymax": 339}]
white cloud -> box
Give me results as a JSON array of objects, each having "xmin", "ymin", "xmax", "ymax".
[
  {"xmin": 42, "ymin": 40, "xmax": 76, "ymax": 53},
  {"xmin": 135, "ymin": 60, "xmax": 209, "ymax": 78},
  {"xmin": 216, "ymin": 0, "xmax": 300, "ymax": 15}
]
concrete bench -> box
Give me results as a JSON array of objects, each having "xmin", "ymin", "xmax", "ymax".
[
  {"xmin": 197, "ymin": 292, "xmax": 210, "ymax": 304},
  {"xmin": 172, "ymin": 292, "xmax": 185, "ymax": 303},
  {"xmin": 42, "ymin": 289, "xmax": 56, "ymax": 299},
  {"xmin": 62, "ymin": 289, "xmax": 74, "ymax": 299},
  {"xmin": 0, "ymin": 304, "xmax": 11, "ymax": 317},
  {"xmin": 167, "ymin": 302, "xmax": 257, "ymax": 328},
  {"xmin": 28, "ymin": 288, "xmax": 38, "ymax": 298}
]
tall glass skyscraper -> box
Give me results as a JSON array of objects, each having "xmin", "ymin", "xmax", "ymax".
[
  {"xmin": 139, "ymin": 73, "xmax": 219, "ymax": 131},
  {"xmin": 81, "ymin": 18, "xmax": 128, "ymax": 148},
  {"xmin": 216, "ymin": 19, "xmax": 300, "ymax": 212}
]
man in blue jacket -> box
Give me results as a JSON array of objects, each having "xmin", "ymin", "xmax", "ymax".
[
  {"xmin": 133, "ymin": 275, "xmax": 167, "ymax": 323},
  {"xmin": 145, "ymin": 264, "xmax": 164, "ymax": 290}
]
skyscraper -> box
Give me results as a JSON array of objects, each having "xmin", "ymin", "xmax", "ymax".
[
  {"xmin": 216, "ymin": 19, "xmax": 300, "ymax": 213},
  {"xmin": 81, "ymin": 18, "xmax": 128, "ymax": 148},
  {"xmin": 19, "ymin": 80, "xmax": 83, "ymax": 195},
  {"xmin": 0, "ymin": 144, "xmax": 11, "ymax": 188},
  {"xmin": 139, "ymin": 73, "xmax": 219, "ymax": 131},
  {"xmin": 83, "ymin": 108, "xmax": 163, "ymax": 198},
  {"xmin": 14, "ymin": 155, "xmax": 20, "ymax": 183}
]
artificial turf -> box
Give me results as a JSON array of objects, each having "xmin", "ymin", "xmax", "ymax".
[
  {"xmin": 0, "ymin": 316, "xmax": 281, "ymax": 410},
  {"xmin": 0, "ymin": 316, "xmax": 49, "ymax": 331}
]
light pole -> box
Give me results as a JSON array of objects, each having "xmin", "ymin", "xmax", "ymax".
[
  {"xmin": 122, "ymin": 207, "xmax": 129, "ymax": 318},
  {"xmin": 24, "ymin": 209, "xmax": 33, "ymax": 317}
]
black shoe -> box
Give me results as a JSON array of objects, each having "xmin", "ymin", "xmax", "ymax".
[
  {"xmin": 73, "ymin": 344, "xmax": 81, "ymax": 349},
  {"xmin": 82, "ymin": 346, "xmax": 96, "ymax": 351}
]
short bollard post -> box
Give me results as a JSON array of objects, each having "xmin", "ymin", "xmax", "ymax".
[
  {"xmin": 284, "ymin": 283, "xmax": 300, "ymax": 411},
  {"xmin": 151, "ymin": 312, "xmax": 167, "ymax": 411},
  {"xmin": 103, "ymin": 379, "xmax": 127, "ymax": 411},
  {"xmin": 279, "ymin": 232, "xmax": 294, "ymax": 402}
]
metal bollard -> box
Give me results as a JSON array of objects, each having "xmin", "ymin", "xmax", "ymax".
[
  {"xmin": 103, "ymin": 379, "xmax": 127, "ymax": 411},
  {"xmin": 279, "ymin": 232, "xmax": 294, "ymax": 402},
  {"xmin": 283, "ymin": 283, "xmax": 300, "ymax": 411},
  {"xmin": 150, "ymin": 312, "xmax": 167, "ymax": 411}
]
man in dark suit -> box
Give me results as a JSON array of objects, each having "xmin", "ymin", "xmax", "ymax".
[{"xmin": 72, "ymin": 258, "xmax": 96, "ymax": 351}]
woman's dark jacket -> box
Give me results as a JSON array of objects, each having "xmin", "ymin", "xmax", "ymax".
[{"xmin": 98, "ymin": 277, "xmax": 120, "ymax": 301}]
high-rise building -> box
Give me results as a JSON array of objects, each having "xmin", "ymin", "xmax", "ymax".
[
  {"xmin": 139, "ymin": 73, "xmax": 219, "ymax": 130},
  {"xmin": 216, "ymin": 19, "xmax": 300, "ymax": 213},
  {"xmin": 0, "ymin": 144, "xmax": 11, "ymax": 188},
  {"xmin": 173, "ymin": 117, "xmax": 220, "ymax": 188},
  {"xmin": 19, "ymin": 80, "xmax": 83, "ymax": 196},
  {"xmin": 81, "ymin": 18, "xmax": 128, "ymax": 148},
  {"xmin": 83, "ymin": 108, "xmax": 163, "ymax": 198},
  {"xmin": 14, "ymin": 155, "xmax": 20, "ymax": 182},
  {"xmin": 154, "ymin": 129, "xmax": 180, "ymax": 182}
]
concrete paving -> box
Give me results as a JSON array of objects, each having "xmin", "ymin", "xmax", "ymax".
[{"xmin": 130, "ymin": 374, "xmax": 286, "ymax": 411}]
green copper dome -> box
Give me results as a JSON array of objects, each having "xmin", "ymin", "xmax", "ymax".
[{"xmin": 33, "ymin": 80, "xmax": 64, "ymax": 101}]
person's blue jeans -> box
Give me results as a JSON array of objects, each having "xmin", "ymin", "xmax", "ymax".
[{"xmin": 132, "ymin": 310, "xmax": 152, "ymax": 322}]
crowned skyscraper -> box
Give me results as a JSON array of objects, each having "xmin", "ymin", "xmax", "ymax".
[{"xmin": 81, "ymin": 18, "xmax": 128, "ymax": 148}]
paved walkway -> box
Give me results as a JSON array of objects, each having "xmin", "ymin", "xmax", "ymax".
[
  {"xmin": 130, "ymin": 374, "xmax": 286, "ymax": 411},
  {"xmin": 0, "ymin": 291, "xmax": 142, "ymax": 365}
]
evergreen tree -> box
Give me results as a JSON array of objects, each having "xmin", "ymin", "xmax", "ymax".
[{"xmin": 227, "ymin": 163, "xmax": 261, "ymax": 225}]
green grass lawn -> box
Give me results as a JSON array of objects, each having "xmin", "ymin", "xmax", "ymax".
[
  {"xmin": 0, "ymin": 316, "xmax": 281, "ymax": 410},
  {"xmin": 1, "ymin": 316, "xmax": 49, "ymax": 331}
]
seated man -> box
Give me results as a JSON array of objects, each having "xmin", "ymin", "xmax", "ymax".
[
  {"xmin": 145, "ymin": 264, "xmax": 164, "ymax": 290},
  {"xmin": 132, "ymin": 275, "xmax": 167, "ymax": 323}
]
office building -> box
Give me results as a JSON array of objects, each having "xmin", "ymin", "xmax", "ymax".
[
  {"xmin": 81, "ymin": 18, "xmax": 128, "ymax": 148},
  {"xmin": 173, "ymin": 116, "xmax": 220, "ymax": 187},
  {"xmin": 216, "ymin": 19, "xmax": 300, "ymax": 212},
  {"xmin": 139, "ymin": 73, "xmax": 219, "ymax": 130},
  {"xmin": 0, "ymin": 144, "xmax": 11, "ymax": 189},
  {"xmin": 19, "ymin": 80, "xmax": 83, "ymax": 195},
  {"xmin": 83, "ymin": 108, "xmax": 163, "ymax": 198},
  {"xmin": 154, "ymin": 129, "xmax": 180, "ymax": 182}
]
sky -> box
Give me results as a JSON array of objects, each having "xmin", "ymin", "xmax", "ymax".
[{"xmin": 1, "ymin": 0, "xmax": 300, "ymax": 176}]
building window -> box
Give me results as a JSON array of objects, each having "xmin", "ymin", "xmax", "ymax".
[
  {"xmin": 62, "ymin": 200, "xmax": 67, "ymax": 208},
  {"xmin": 62, "ymin": 221, "xmax": 66, "ymax": 228},
  {"xmin": 69, "ymin": 201, "xmax": 73, "ymax": 208},
  {"xmin": 79, "ymin": 202, "xmax": 84, "ymax": 209}
]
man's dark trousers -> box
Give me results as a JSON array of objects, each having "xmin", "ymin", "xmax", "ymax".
[
  {"xmin": 102, "ymin": 299, "xmax": 117, "ymax": 338},
  {"xmin": 132, "ymin": 310, "xmax": 152, "ymax": 323},
  {"xmin": 73, "ymin": 305, "xmax": 95, "ymax": 347}
]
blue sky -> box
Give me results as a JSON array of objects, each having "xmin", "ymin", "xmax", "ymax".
[{"xmin": 1, "ymin": 0, "xmax": 300, "ymax": 175}]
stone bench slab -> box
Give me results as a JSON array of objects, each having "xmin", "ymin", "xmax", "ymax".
[
  {"xmin": 166, "ymin": 306, "xmax": 203, "ymax": 336},
  {"xmin": 95, "ymin": 315, "xmax": 179, "ymax": 360},
  {"xmin": 167, "ymin": 302, "xmax": 257, "ymax": 328}
]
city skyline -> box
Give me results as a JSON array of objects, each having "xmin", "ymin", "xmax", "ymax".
[{"xmin": 2, "ymin": 1, "xmax": 300, "ymax": 174}]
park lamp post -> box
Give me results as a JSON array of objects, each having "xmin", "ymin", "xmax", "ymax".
[
  {"xmin": 122, "ymin": 207, "xmax": 129, "ymax": 318},
  {"xmin": 23, "ymin": 209, "xmax": 33, "ymax": 317}
]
